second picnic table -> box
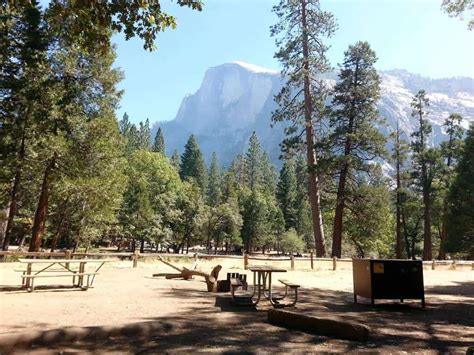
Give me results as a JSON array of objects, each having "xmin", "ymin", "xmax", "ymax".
[
  {"xmin": 18, "ymin": 258, "xmax": 111, "ymax": 292},
  {"xmin": 231, "ymin": 265, "xmax": 300, "ymax": 307}
]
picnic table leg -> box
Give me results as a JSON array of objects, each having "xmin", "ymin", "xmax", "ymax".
[
  {"xmin": 24, "ymin": 263, "xmax": 32, "ymax": 290},
  {"xmin": 252, "ymin": 271, "xmax": 263, "ymax": 305},
  {"xmin": 268, "ymin": 272, "xmax": 273, "ymax": 302},
  {"xmin": 250, "ymin": 271, "xmax": 257, "ymax": 297},
  {"xmin": 78, "ymin": 262, "xmax": 86, "ymax": 287}
]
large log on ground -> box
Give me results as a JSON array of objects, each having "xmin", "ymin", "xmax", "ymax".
[{"xmin": 268, "ymin": 309, "xmax": 370, "ymax": 342}]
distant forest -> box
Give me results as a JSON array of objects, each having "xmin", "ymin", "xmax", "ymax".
[{"xmin": 1, "ymin": 1, "xmax": 472, "ymax": 259}]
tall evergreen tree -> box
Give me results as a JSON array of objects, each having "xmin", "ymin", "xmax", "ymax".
[
  {"xmin": 271, "ymin": 0, "xmax": 337, "ymax": 257},
  {"xmin": 445, "ymin": 123, "xmax": 474, "ymax": 259},
  {"xmin": 328, "ymin": 41, "xmax": 386, "ymax": 258},
  {"xmin": 207, "ymin": 152, "xmax": 222, "ymax": 206},
  {"xmin": 170, "ymin": 149, "xmax": 180, "ymax": 171},
  {"xmin": 152, "ymin": 127, "xmax": 166, "ymax": 154},
  {"xmin": 391, "ymin": 118, "xmax": 410, "ymax": 258},
  {"xmin": 245, "ymin": 132, "xmax": 263, "ymax": 191},
  {"xmin": 410, "ymin": 90, "xmax": 440, "ymax": 260},
  {"xmin": 29, "ymin": 20, "xmax": 124, "ymax": 251},
  {"xmin": 138, "ymin": 118, "xmax": 151, "ymax": 150},
  {"xmin": 276, "ymin": 159, "xmax": 298, "ymax": 230},
  {"xmin": 261, "ymin": 152, "xmax": 277, "ymax": 195},
  {"xmin": 119, "ymin": 113, "xmax": 141, "ymax": 155},
  {"xmin": 180, "ymin": 135, "xmax": 208, "ymax": 192},
  {"xmin": 438, "ymin": 113, "xmax": 464, "ymax": 259},
  {"xmin": 1, "ymin": 1, "xmax": 49, "ymax": 251}
]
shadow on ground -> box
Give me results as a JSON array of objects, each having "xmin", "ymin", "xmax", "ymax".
[{"xmin": 2, "ymin": 280, "xmax": 472, "ymax": 353}]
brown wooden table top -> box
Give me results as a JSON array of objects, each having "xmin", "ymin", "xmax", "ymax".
[{"xmin": 248, "ymin": 265, "xmax": 287, "ymax": 272}]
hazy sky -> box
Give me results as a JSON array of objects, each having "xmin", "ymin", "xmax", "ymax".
[{"xmin": 112, "ymin": 0, "xmax": 474, "ymax": 124}]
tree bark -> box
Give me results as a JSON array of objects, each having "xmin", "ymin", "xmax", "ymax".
[
  {"xmin": 3, "ymin": 110, "xmax": 28, "ymax": 251},
  {"xmin": 0, "ymin": 206, "xmax": 10, "ymax": 250},
  {"xmin": 395, "ymin": 121, "xmax": 403, "ymax": 259},
  {"xmin": 438, "ymin": 131, "xmax": 454, "ymax": 260},
  {"xmin": 438, "ymin": 201, "xmax": 448, "ymax": 260},
  {"xmin": 301, "ymin": 0, "xmax": 326, "ymax": 257},
  {"xmin": 422, "ymin": 188, "xmax": 432, "ymax": 260},
  {"xmin": 332, "ymin": 164, "xmax": 348, "ymax": 258},
  {"xmin": 401, "ymin": 209, "xmax": 411, "ymax": 259},
  {"xmin": 417, "ymin": 101, "xmax": 432, "ymax": 261},
  {"xmin": 30, "ymin": 153, "xmax": 57, "ymax": 252}
]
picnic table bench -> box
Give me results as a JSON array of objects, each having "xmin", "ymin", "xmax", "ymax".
[{"xmin": 17, "ymin": 258, "xmax": 111, "ymax": 292}]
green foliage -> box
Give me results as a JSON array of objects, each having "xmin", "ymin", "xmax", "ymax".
[
  {"xmin": 279, "ymin": 228, "xmax": 305, "ymax": 254},
  {"xmin": 180, "ymin": 134, "xmax": 208, "ymax": 193},
  {"xmin": 170, "ymin": 149, "xmax": 180, "ymax": 171},
  {"xmin": 119, "ymin": 150, "xmax": 182, "ymax": 250},
  {"xmin": 326, "ymin": 41, "xmax": 386, "ymax": 258},
  {"xmin": 44, "ymin": 0, "xmax": 203, "ymax": 51},
  {"xmin": 276, "ymin": 159, "xmax": 298, "ymax": 230},
  {"xmin": 271, "ymin": 0, "xmax": 337, "ymax": 155},
  {"xmin": 343, "ymin": 175, "xmax": 395, "ymax": 258},
  {"xmin": 446, "ymin": 124, "xmax": 474, "ymax": 258},
  {"xmin": 441, "ymin": 0, "xmax": 474, "ymax": 30},
  {"xmin": 152, "ymin": 127, "xmax": 166, "ymax": 155},
  {"xmin": 203, "ymin": 200, "xmax": 243, "ymax": 253},
  {"xmin": 207, "ymin": 152, "xmax": 222, "ymax": 206}
]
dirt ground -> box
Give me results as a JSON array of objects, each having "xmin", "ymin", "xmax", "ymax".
[{"xmin": 0, "ymin": 259, "xmax": 472, "ymax": 353}]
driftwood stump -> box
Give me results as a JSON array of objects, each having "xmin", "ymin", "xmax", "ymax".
[{"xmin": 152, "ymin": 255, "xmax": 222, "ymax": 292}]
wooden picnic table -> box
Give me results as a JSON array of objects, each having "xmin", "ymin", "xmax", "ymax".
[
  {"xmin": 231, "ymin": 265, "xmax": 287, "ymax": 306},
  {"xmin": 18, "ymin": 258, "xmax": 112, "ymax": 292}
]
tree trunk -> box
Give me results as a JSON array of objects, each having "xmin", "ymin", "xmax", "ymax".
[
  {"xmin": 301, "ymin": 0, "xmax": 326, "ymax": 257},
  {"xmin": 3, "ymin": 114, "xmax": 28, "ymax": 251},
  {"xmin": 438, "ymin": 201, "xmax": 448, "ymax": 260},
  {"xmin": 0, "ymin": 206, "xmax": 10, "ymax": 250},
  {"xmin": 422, "ymin": 188, "xmax": 432, "ymax": 260},
  {"xmin": 17, "ymin": 232, "xmax": 27, "ymax": 251},
  {"xmin": 332, "ymin": 165, "xmax": 348, "ymax": 258},
  {"xmin": 438, "ymin": 134, "xmax": 454, "ymax": 260},
  {"xmin": 49, "ymin": 224, "xmax": 63, "ymax": 252},
  {"xmin": 140, "ymin": 237, "xmax": 145, "ymax": 253},
  {"xmin": 29, "ymin": 153, "xmax": 57, "ymax": 252},
  {"xmin": 417, "ymin": 100, "xmax": 432, "ymax": 260},
  {"xmin": 395, "ymin": 123, "xmax": 403, "ymax": 259},
  {"xmin": 401, "ymin": 208, "xmax": 411, "ymax": 259}
]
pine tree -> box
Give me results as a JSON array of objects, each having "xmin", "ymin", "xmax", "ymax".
[
  {"xmin": 119, "ymin": 113, "xmax": 141, "ymax": 155},
  {"xmin": 170, "ymin": 149, "xmax": 180, "ymax": 171},
  {"xmin": 261, "ymin": 152, "xmax": 277, "ymax": 195},
  {"xmin": 207, "ymin": 152, "xmax": 222, "ymax": 206},
  {"xmin": 152, "ymin": 127, "xmax": 166, "ymax": 154},
  {"xmin": 411, "ymin": 90, "xmax": 440, "ymax": 260},
  {"xmin": 328, "ymin": 41, "xmax": 386, "ymax": 258},
  {"xmin": 445, "ymin": 123, "xmax": 474, "ymax": 259},
  {"xmin": 180, "ymin": 135, "xmax": 208, "ymax": 192},
  {"xmin": 391, "ymin": 118, "xmax": 410, "ymax": 258},
  {"xmin": 245, "ymin": 132, "xmax": 263, "ymax": 191},
  {"xmin": 138, "ymin": 118, "xmax": 151, "ymax": 150},
  {"xmin": 276, "ymin": 159, "xmax": 298, "ymax": 230},
  {"xmin": 271, "ymin": 0, "xmax": 337, "ymax": 257},
  {"xmin": 1, "ymin": 1, "xmax": 49, "ymax": 251},
  {"xmin": 438, "ymin": 113, "xmax": 464, "ymax": 259},
  {"xmin": 29, "ymin": 22, "xmax": 124, "ymax": 251}
]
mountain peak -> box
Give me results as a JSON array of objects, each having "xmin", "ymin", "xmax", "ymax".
[{"xmin": 227, "ymin": 61, "xmax": 279, "ymax": 75}]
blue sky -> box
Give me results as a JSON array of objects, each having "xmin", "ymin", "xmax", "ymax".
[{"xmin": 112, "ymin": 0, "xmax": 474, "ymax": 124}]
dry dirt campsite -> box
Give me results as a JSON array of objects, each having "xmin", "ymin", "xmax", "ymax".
[{"xmin": 0, "ymin": 256, "xmax": 472, "ymax": 354}]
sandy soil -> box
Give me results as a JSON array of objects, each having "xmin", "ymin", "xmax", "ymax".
[{"xmin": 0, "ymin": 259, "xmax": 472, "ymax": 353}]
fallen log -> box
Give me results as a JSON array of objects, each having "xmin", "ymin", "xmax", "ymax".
[
  {"xmin": 268, "ymin": 309, "xmax": 370, "ymax": 342},
  {"xmin": 152, "ymin": 255, "xmax": 222, "ymax": 292}
]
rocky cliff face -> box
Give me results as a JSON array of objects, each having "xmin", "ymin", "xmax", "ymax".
[{"xmin": 156, "ymin": 62, "xmax": 474, "ymax": 166}]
